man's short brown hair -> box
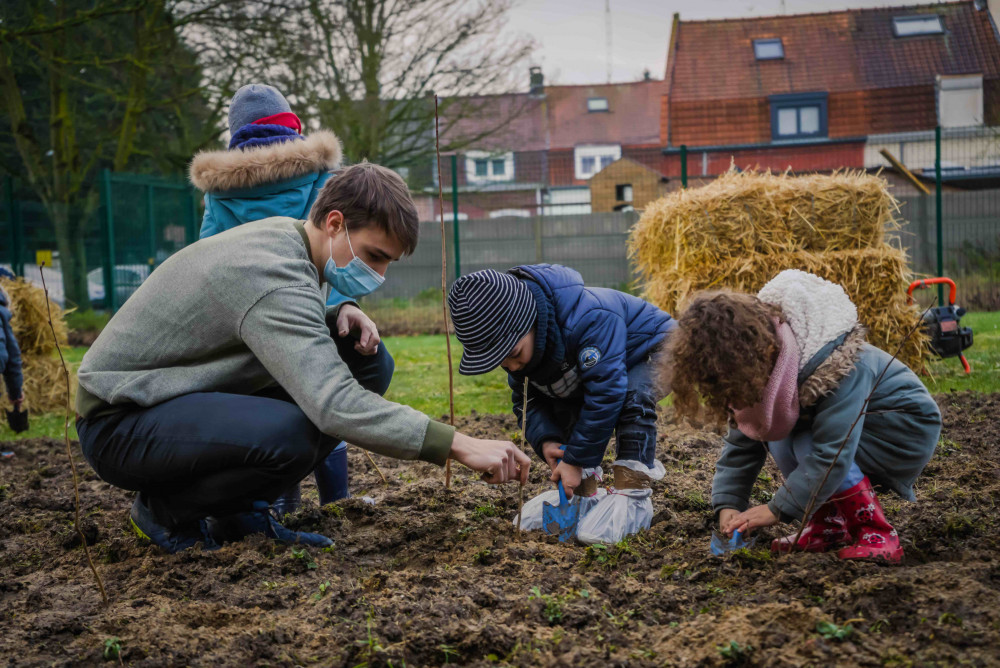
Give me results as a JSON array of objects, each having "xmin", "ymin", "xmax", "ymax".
[{"xmin": 309, "ymin": 161, "xmax": 419, "ymax": 255}]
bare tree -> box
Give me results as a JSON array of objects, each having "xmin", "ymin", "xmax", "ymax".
[
  {"xmin": 258, "ymin": 0, "xmax": 535, "ymax": 169},
  {"xmin": 0, "ymin": 0, "xmax": 285, "ymax": 307}
]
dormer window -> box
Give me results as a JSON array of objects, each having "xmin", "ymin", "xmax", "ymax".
[
  {"xmin": 587, "ymin": 97, "xmax": 609, "ymax": 112},
  {"xmin": 892, "ymin": 15, "xmax": 943, "ymax": 37},
  {"xmin": 753, "ymin": 38, "xmax": 784, "ymax": 60}
]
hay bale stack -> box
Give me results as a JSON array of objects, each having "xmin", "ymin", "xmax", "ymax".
[
  {"xmin": 0, "ymin": 277, "xmax": 75, "ymax": 413},
  {"xmin": 630, "ymin": 169, "xmax": 926, "ymax": 370}
]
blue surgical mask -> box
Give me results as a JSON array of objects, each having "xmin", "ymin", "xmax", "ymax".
[{"xmin": 323, "ymin": 224, "xmax": 385, "ymax": 299}]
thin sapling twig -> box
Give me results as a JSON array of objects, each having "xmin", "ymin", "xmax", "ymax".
[
  {"xmin": 515, "ymin": 376, "xmax": 529, "ymax": 534},
  {"xmin": 364, "ymin": 451, "xmax": 387, "ymax": 485},
  {"xmin": 433, "ymin": 93, "xmax": 457, "ymax": 489},
  {"xmin": 40, "ymin": 264, "xmax": 108, "ymax": 606}
]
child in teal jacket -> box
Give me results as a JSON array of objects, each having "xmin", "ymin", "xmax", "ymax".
[{"xmin": 189, "ymin": 84, "xmax": 357, "ymax": 510}]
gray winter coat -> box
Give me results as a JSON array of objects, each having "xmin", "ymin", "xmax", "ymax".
[{"xmin": 712, "ymin": 326, "xmax": 942, "ymax": 521}]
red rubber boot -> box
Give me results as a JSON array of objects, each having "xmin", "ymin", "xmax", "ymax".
[
  {"xmin": 836, "ymin": 477, "xmax": 903, "ymax": 564},
  {"xmin": 771, "ymin": 497, "xmax": 850, "ymax": 553}
]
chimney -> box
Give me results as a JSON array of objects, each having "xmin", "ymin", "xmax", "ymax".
[{"xmin": 529, "ymin": 66, "xmax": 544, "ymax": 96}]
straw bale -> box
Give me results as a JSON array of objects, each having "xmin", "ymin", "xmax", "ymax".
[
  {"xmin": 629, "ymin": 168, "xmax": 900, "ymax": 279},
  {"xmin": 3, "ymin": 355, "xmax": 75, "ymax": 414},
  {"xmin": 0, "ymin": 277, "xmax": 69, "ymax": 356},
  {"xmin": 0, "ymin": 277, "xmax": 76, "ymax": 414},
  {"xmin": 643, "ymin": 247, "xmax": 927, "ymax": 371}
]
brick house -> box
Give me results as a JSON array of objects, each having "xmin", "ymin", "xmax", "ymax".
[
  {"xmin": 426, "ymin": 69, "xmax": 666, "ymax": 220},
  {"xmin": 660, "ymin": 1, "xmax": 1000, "ymax": 189}
]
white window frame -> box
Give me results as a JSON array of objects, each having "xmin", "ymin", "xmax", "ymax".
[
  {"xmin": 489, "ymin": 209, "xmax": 531, "ymax": 219},
  {"xmin": 574, "ymin": 145, "xmax": 621, "ymax": 180},
  {"xmin": 587, "ymin": 97, "xmax": 609, "ymax": 112},
  {"xmin": 465, "ymin": 150, "xmax": 514, "ymax": 184},
  {"xmin": 937, "ymin": 74, "xmax": 983, "ymax": 128},
  {"xmin": 892, "ymin": 15, "xmax": 943, "ymax": 37},
  {"xmin": 753, "ymin": 38, "xmax": 784, "ymax": 60}
]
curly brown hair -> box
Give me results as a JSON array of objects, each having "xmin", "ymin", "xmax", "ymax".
[{"xmin": 665, "ymin": 290, "xmax": 783, "ymax": 425}]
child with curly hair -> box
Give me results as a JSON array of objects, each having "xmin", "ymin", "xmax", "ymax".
[{"xmin": 666, "ymin": 270, "xmax": 940, "ymax": 563}]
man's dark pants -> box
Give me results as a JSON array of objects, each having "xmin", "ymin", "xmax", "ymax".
[{"xmin": 77, "ymin": 334, "xmax": 393, "ymax": 529}]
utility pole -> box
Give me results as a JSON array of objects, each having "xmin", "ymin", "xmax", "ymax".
[{"xmin": 605, "ymin": 0, "xmax": 612, "ymax": 84}]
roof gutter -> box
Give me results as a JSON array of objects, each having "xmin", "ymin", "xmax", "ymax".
[{"xmin": 661, "ymin": 135, "xmax": 867, "ymax": 154}]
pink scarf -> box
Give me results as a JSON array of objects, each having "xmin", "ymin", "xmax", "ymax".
[{"xmin": 732, "ymin": 319, "xmax": 800, "ymax": 442}]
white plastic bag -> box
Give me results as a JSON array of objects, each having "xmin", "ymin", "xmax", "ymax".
[
  {"xmin": 513, "ymin": 467, "xmax": 606, "ymax": 531},
  {"xmin": 575, "ymin": 459, "xmax": 664, "ymax": 545}
]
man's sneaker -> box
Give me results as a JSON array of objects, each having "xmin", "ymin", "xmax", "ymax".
[
  {"xmin": 207, "ymin": 500, "xmax": 333, "ymax": 548},
  {"xmin": 129, "ymin": 495, "xmax": 218, "ymax": 554}
]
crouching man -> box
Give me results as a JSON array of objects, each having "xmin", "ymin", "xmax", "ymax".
[{"xmin": 75, "ymin": 163, "xmax": 529, "ymax": 553}]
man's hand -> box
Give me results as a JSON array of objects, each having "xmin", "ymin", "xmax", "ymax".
[
  {"xmin": 450, "ymin": 432, "xmax": 531, "ymax": 485},
  {"xmin": 723, "ymin": 504, "xmax": 778, "ymax": 536},
  {"xmin": 541, "ymin": 440, "xmax": 563, "ymax": 472},
  {"xmin": 336, "ymin": 304, "xmax": 380, "ymax": 355},
  {"xmin": 12, "ymin": 396, "xmax": 24, "ymax": 410},
  {"xmin": 551, "ymin": 461, "xmax": 582, "ymax": 498}
]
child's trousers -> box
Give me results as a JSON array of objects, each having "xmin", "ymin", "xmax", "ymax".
[{"xmin": 769, "ymin": 430, "xmax": 865, "ymax": 495}]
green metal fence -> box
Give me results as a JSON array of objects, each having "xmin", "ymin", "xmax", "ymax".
[{"xmin": 1, "ymin": 170, "xmax": 200, "ymax": 310}]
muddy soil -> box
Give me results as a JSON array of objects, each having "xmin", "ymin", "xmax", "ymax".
[{"xmin": 1, "ymin": 393, "xmax": 999, "ymax": 667}]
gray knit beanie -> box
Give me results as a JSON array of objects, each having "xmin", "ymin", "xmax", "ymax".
[{"xmin": 227, "ymin": 84, "xmax": 292, "ymax": 137}]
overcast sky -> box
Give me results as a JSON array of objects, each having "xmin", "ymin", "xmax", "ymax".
[{"xmin": 505, "ymin": 0, "xmax": 946, "ymax": 86}]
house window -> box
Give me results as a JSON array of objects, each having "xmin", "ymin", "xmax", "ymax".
[
  {"xmin": 753, "ymin": 38, "xmax": 784, "ymax": 60},
  {"xmin": 937, "ymin": 74, "xmax": 983, "ymax": 128},
  {"xmin": 465, "ymin": 151, "xmax": 514, "ymax": 183},
  {"xmin": 769, "ymin": 92, "xmax": 827, "ymax": 140},
  {"xmin": 892, "ymin": 15, "xmax": 943, "ymax": 37},
  {"xmin": 615, "ymin": 184, "xmax": 633, "ymax": 202},
  {"xmin": 574, "ymin": 145, "xmax": 621, "ymax": 179},
  {"xmin": 587, "ymin": 97, "xmax": 609, "ymax": 112}
]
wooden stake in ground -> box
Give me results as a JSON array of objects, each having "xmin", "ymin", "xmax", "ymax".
[
  {"xmin": 39, "ymin": 265, "xmax": 108, "ymax": 606},
  {"xmin": 434, "ymin": 94, "xmax": 457, "ymax": 488},
  {"xmin": 515, "ymin": 377, "xmax": 529, "ymax": 534}
]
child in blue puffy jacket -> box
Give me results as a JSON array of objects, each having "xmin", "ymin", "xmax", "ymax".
[{"xmin": 448, "ymin": 264, "xmax": 676, "ymax": 544}]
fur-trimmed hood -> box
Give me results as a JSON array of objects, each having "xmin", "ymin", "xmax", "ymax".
[
  {"xmin": 189, "ymin": 130, "xmax": 342, "ymax": 193},
  {"xmin": 757, "ymin": 269, "xmax": 865, "ymax": 407}
]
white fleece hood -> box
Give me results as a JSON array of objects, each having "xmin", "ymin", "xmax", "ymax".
[{"xmin": 757, "ymin": 269, "xmax": 858, "ymax": 371}]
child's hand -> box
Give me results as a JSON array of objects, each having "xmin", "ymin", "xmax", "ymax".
[
  {"xmin": 723, "ymin": 504, "xmax": 778, "ymax": 535},
  {"xmin": 718, "ymin": 508, "xmax": 739, "ymax": 534},
  {"xmin": 551, "ymin": 461, "xmax": 582, "ymax": 498},
  {"xmin": 336, "ymin": 304, "xmax": 380, "ymax": 355},
  {"xmin": 541, "ymin": 441, "xmax": 563, "ymax": 472}
]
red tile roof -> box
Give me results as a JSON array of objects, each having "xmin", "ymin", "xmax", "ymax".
[
  {"xmin": 444, "ymin": 79, "xmax": 663, "ymax": 153},
  {"xmin": 667, "ymin": 1, "xmax": 1000, "ymax": 102}
]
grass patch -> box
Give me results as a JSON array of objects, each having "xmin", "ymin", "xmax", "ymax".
[
  {"xmin": 6, "ymin": 312, "xmax": 998, "ymax": 444},
  {"xmin": 922, "ymin": 312, "xmax": 1000, "ymax": 394},
  {"xmin": 383, "ymin": 334, "xmax": 509, "ymax": 416}
]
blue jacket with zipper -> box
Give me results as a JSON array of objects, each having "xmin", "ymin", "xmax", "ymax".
[{"xmin": 506, "ymin": 264, "xmax": 674, "ymax": 467}]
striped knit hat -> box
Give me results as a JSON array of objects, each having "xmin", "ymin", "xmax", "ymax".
[{"xmin": 448, "ymin": 270, "xmax": 537, "ymax": 375}]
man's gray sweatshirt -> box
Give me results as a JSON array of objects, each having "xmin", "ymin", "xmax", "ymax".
[{"xmin": 76, "ymin": 217, "xmax": 454, "ymax": 465}]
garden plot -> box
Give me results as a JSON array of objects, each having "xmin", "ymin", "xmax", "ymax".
[{"xmin": 1, "ymin": 394, "xmax": 998, "ymax": 666}]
